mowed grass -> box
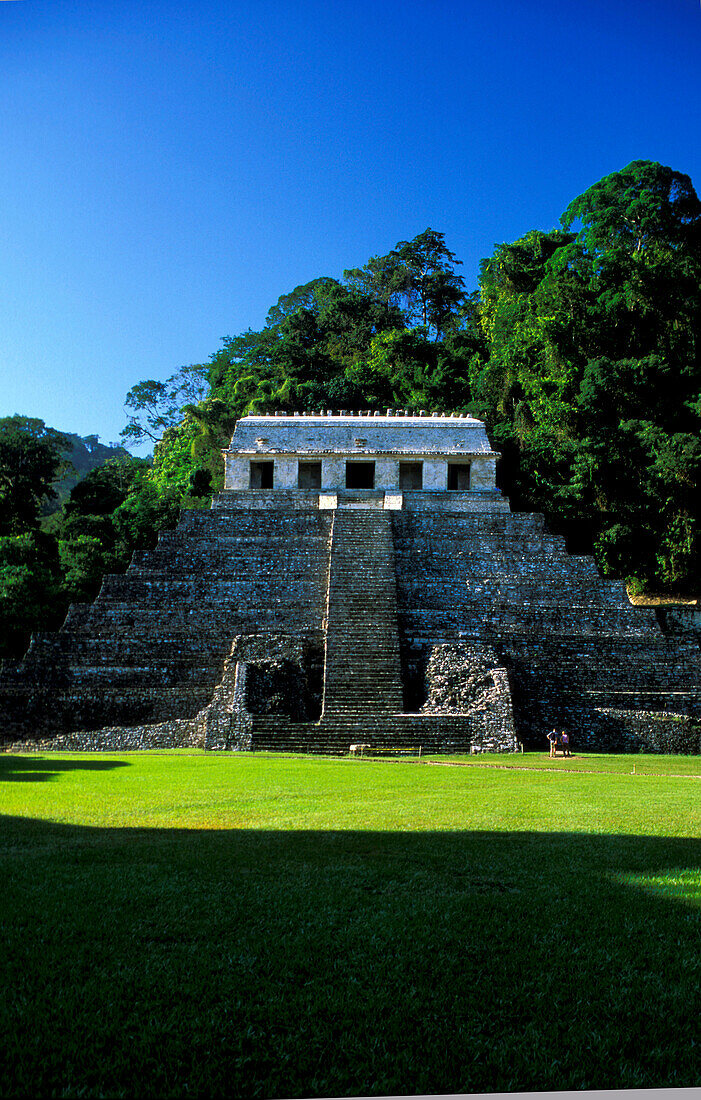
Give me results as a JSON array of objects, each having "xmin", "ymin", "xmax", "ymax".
[{"xmin": 1, "ymin": 751, "xmax": 700, "ymax": 1098}]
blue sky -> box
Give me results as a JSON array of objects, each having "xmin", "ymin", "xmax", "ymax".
[{"xmin": 1, "ymin": 0, "xmax": 700, "ymax": 451}]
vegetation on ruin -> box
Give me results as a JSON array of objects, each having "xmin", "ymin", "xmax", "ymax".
[
  {"xmin": 3, "ymin": 159, "xmax": 701, "ymax": 656},
  {"xmin": 0, "ymin": 420, "xmax": 209, "ymax": 658},
  {"xmin": 1, "ymin": 750, "xmax": 699, "ymax": 1097}
]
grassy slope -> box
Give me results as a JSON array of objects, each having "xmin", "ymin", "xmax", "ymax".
[{"xmin": 1, "ymin": 751, "xmax": 700, "ymax": 1098}]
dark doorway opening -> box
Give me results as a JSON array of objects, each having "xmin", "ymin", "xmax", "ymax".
[
  {"xmin": 345, "ymin": 461, "xmax": 375, "ymax": 489},
  {"xmin": 250, "ymin": 461, "xmax": 274, "ymax": 489},
  {"xmin": 447, "ymin": 463, "xmax": 471, "ymax": 490},
  {"xmin": 399, "ymin": 462, "xmax": 423, "ymax": 490},
  {"xmin": 298, "ymin": 461, "xmax": 322, "ymax": 489}
]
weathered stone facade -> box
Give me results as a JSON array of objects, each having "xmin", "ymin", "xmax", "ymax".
[
  {"xmin": 392, "ymin": 510, "xmax": 701, "ymax": 754},
  {"xmin": 223, "ymin": 411, "xmax": 500, "ymax": 496},
  {"xmin": 2, "ymin": 413, "xmax": 700, "ymax": 754}
]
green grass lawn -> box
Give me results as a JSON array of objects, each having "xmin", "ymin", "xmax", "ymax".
[{"xmin": 1, "ymin": 750, "xmax": 700, "ymax": 1098}]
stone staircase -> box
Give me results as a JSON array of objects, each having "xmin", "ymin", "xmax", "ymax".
[
  {"xmin": 252, "ymin": 509, "xmax": 404, "ymax": 751},
  {"xmin": 322, "ymin": 509, "xmax": 404, "ymax": 716},
  {"xmin": 250, "ymin": 509, "xmax": 514, "ymax": 754}
]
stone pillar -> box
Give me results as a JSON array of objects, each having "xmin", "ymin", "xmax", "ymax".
[
  {"xmin": 322, "ymin": 455, "xmax": 344, "ymax": 490},
  {"xmin": 470, "ymin": 456, "xmax": 497, "ymax": 491},
  {"xmin": 423, "ymin": 459, "xmax": 446, "ymax": 490},
  {"xmin": 223, "ymin": 452, "xmax": 235, "ymax": 489},
  {"xmin": 375, "ymin": 458, "xmax": 400, "ymax": 490},
  {"xmin": 274, "ymin": 457, "xmax": 297, "ymax": 488},
  {"xmin": 224, "ymin": 455, "xmax": 249, "ymax": 490}
]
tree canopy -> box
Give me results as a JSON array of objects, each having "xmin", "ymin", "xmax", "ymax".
[{"xmin": 0, "ymin": 416, "xmax": 71, "ymax": 535}]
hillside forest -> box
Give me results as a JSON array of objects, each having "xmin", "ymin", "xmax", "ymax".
[{"xmin": 2, "ymin": 160, "xmax": 701, "ymax": 660}]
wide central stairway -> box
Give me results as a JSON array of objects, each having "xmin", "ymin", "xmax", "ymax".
[{"xmin": 252, "ymin": 509, "xmax": 407, "ymax": 750}]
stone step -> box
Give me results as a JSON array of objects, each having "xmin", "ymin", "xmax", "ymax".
[
  {"xmin": 250, "ymin": 711, "xmax": 518, "ymax": 754},
  {"xmin": 320, "ymin": 509, "xmax": 405, "ymax": 716}
]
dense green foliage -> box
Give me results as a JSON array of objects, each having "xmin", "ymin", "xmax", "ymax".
[
  {"xmin": 0, "ymin": 420, "xmax": 184, "ymax": 657},
  {"xmin": 0, "ymin": 418, "xmax": 73, "ymax": 655},
  {"xmin": 1, "ymin": 751, "xmax": 699, "ymax": 1096},
  {"xmin": 0, "ymin": 416, "xmax": 71, "ymax": 534},
  {"xmin": 43, "ymin": 432, "xmax": 130, "ymax": 518},
  {"xmin": 2, "ymin": 160, "xmax": 701, "ymax": 658},
  {"xmin": 0, "ymin": 530, "xmax": 64, "ymax": 657},
  {"xmin": 476, "ymin": 161, "xmax": 701, "ymax": 588}
]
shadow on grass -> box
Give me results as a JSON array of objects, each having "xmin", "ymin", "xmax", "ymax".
[
  {"xmin": 0, "ymin": 755, "xmax": 131, "ymax": 782},
  {"xmin": 1, "ymin": 817, "xmax": 700, "ymax": 1098}
]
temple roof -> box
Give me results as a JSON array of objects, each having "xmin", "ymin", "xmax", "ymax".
[{"xmin": 227, "ymin": 412, "xmax": 497, "ymax": 456}]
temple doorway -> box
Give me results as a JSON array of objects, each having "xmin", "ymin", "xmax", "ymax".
[
  {"xmin": 345, "ymin": 461, "xmax": 375, "ymax": 489},
  {"xmin": 250, "ymin": 461, "xmax": 274, "ymax": 488},
  {"xmin": 447, "ymin": 463, "xmax": 471, "ymax": 490}
]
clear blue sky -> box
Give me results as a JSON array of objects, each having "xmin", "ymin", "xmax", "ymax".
[{"xmin": 1, "ymin": 0, "xmax": 699, "ymax": 451}]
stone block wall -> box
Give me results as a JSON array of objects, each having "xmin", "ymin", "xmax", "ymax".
[
  {"xmin": 468, "ymin": 456, "xmax": 497, "ymax": 490},
  {"xmin": 392, "ymin": 511, "xmax": 701, "ymax": 751},
  {"xmin": 420, "ymin": 643, "xmax": 517, "ymax": 751},
  {"xmin": 659, "ymin": 607, "xmax": 701, "ymax": 637},
  {"xmin": 0, "ymin": 503, "xmax": 332, "ymax": 743}
]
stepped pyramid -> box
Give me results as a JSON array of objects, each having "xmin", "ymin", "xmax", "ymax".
[{"xmin": 2, "ymin": 412, "xmax": 700, "ymax": 754}]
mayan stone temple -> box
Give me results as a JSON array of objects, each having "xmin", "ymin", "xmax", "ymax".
[{"xmin": 2, "ymin": 410, "xmax": 701, "ymax": 753}]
